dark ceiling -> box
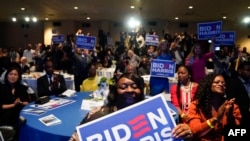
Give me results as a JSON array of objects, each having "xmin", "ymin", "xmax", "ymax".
[{"xmin": 1, "ymin": 0, "xmax": 250, "ymax": 23}]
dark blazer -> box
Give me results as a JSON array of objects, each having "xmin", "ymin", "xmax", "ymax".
[
  {"xmin": 226, "ymin": 76, "xmax": 250, "ymax": 130},
  {"xmin": 0, "ymin": 83, "xmax": 29, "ymax": 126},
  {"xmin": 37, "ymin": 74, "xmax": 67, "ymax": 97},
  {"xmin": 20, "ymin": 65, "xmax": 30, "ymax": 74}
]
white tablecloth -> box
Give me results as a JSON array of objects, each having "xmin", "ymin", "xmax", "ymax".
[
  {"xmin": 96, "ymin": 68, "xmax": 115, "ymax": 79},
  {"xmin": 22, "ymin": 72, "xmax": 75, "ymax": 96}
]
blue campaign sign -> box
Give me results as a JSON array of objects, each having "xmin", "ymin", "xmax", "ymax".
[
  {"xmin": 76, "ymin": 94, "xmax": 179, "ymax": 141},
  {"xmin": 52, "ymin": 35, "xmax": 64, "ymax": 44},
  {"xmin": 76, "ymin": 35, "xmax": 96, "ymax": 50},
  {"xmin": 145, "ymin": 34, "xmax": 159, "ymax": 46},
  {"xmin": 150, "ymin": 59, "xmax": 176, "ymax": 78},
  {"xmin": 197, "ymin": 21, "xmax": 222, "ymax": 40},
  {"xmin": 214, "ymin": 31, "xmax": 235, "ymax": 45}
]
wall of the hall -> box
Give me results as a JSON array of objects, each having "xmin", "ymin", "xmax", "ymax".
[{"xmin": 1, "ymin": 19, "xmax": 250, "ymax": 50}]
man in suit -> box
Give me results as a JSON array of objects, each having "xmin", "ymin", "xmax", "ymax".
[
  {"xmin": 19, "ymin": 56, "xmax": 30, "ymax": 74},
  {"xmin": 226, "ymin": 61, "xmax": 250, "ymax": 137},
  {"xmin": 37, "ymin": 59, "xmax": 67, "ymax": 97}
]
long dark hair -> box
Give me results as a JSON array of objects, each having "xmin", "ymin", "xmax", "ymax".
[{"xmin": 194, "ymin": 73, "xmax": 225, "ymax": 119}]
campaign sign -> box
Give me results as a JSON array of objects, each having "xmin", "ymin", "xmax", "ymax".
[
  {"xmin": 214, "ymin": 31, "xmax": 235, "ymax": 45},
  {"xmin": 150, "ymin": 59, "xmax": 176, "ymax": 78},
  {"xmin": 76, "ymin": 35, "xmax": 96, "ymax": 50},
  {"xmin": 145, "ymin": 34, "xmax": 159, "ymax": 46},
  {"xmin": 52, "ymin": 35, "xmax": 64, "ymax": 44},
  {"xmin": 197, "ymin": 21, "xmax": 222, "ymax": 40},
  {"xmin": 76, "ymin": 94, "xmax": 179, "ymax": 141}
]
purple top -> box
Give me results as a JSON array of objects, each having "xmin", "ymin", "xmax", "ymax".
[{"xmin": 186, "ymin": 52, "xmax": 213, "ymax": 83}]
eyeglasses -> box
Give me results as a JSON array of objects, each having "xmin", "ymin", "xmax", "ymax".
[{"xmin": 118, "ymin": 83, "xmax": 138, "ymax": 90}]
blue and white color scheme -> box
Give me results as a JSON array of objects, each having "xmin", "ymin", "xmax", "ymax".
[
  {"xmin": 76, "ymin": 94, "xmax": 179, "ymax": 141},
  {"xmin": 214, "ymin": 31, "xmax": 235, "ymax": 46},
  {"xmin": 197, "ymin": 21, "xmax": 222, "ymax": 40},
  {"xmin": 150, "ymin": 59, "xmax": 176, "ymax": 78},
  {"xmin": 145, "ymin": 34, "xmax": 159, "ymax": 46},
  {"xmin": 52, "ymin": 35, "xmax": 65, "ymax": 44},
  {"xmin": 76, "ymin": 35, "xmax": 96, "ymax": 50}
]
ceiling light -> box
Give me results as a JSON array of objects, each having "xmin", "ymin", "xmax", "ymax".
[
  {"xmin": 74, "ymin": 7, "xmax": 78, "ymax": 10},
  {"xmin": 188, "ymin": 6, "xmax": 193, "ymax": 9},
  {"xmin": 86, "ymin": 17, "xmax": 91, "ymax": 20},
  {"xmin": 243, "ymin": 17, "xmax": 250, "ymax": 23},
  {"xmin": 25, "ymin": 17, "xmax": 30, "ymax": 22},
  {"xmin": 12, "ymin": 17, "xmax": 17, "ymax": 22},
  {"xmin": 130, "ymin": 5, "xmax": 135, "ymax": 9},
  {"xmin": 175, "ymin": 17, "xmax": 179, "ymax": 20},
  {"xmin": 21, "ymin": 8, "xmax": 25, "ymax": 11},
  {"xmin": 223, "ymin": 16, "xmax": 227, "ymax": 19},
  {"xmin": 248, "ymin": 6, "xmax": 250, "ymax": 9},
  {"xmin": 32, "ymin": 17, "xmax": 37, "ymax": 22},
  {"xmin": 45, "ymin": 18, "xmax": 49, "ymax": 20}
]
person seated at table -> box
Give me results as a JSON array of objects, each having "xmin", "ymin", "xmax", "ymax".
[
  {"xmin": 37, "ymin": 59, "xmax": 67, "ymax": 97},
  {"xmin": 170, "ymin": 65, "xmax": 198, "ymax": 123},
  {"xmin": 80, "ymin": 63, "xmax": 99, "ymax": 92},
  {"xmin": 19, "ymin": 56, "xmax": 30, "ymax": 74},
  {"xmin": 0, "ymin": 67, "xmax": 29, "ymax": 140},
  {"xmin": 69, "ymin": 73, "xmax": 194, "ymax": 141},
  {"xmin": 187, "ymin": 73, "xmax": 241, "ymax": 141}
]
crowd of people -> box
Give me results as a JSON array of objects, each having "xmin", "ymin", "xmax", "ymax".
[{"xmin": 0, "ymin": 28, "xmax": 249, "ymax": 140}]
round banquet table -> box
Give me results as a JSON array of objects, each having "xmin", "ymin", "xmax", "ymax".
[
  {"xmin": 19, "ymin": 92, "xmax": 92, "ymax": 141},
  {"xmin": 19, "ymin": 92, "xmax": 178, "ymax": 141}
]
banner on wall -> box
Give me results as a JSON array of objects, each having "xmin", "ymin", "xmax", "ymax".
[
  {"xmin": 150, "ymin": 59, "xmax": 176, "ymax": 78},
  {"xmin": 145, "ymin": 34, "xmax": 159, "ymax": 46},
  {"xmin": 76, "ymin": 35, "xmax": 96, "ymax": 50},
  {"xmin": 214, "ymin": 31, "xmax": 235, "ymax": 45},
  {"xmin": 197, "ymin": 21, "xmax": 222, "ymax": 40},
  {"xmin": 76, "ymin": 94, "xmax": 178, "ymax": 141},
  {"xmin": 52, "ymin": 35, "xmax": 64, "ymax": 44}
]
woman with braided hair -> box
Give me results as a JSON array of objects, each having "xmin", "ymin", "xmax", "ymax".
[{"xmin": 187, "ymin": 73, "xmax": 241, "ymax": 141}]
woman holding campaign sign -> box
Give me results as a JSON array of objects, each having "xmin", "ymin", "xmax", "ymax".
[
  {"xmin": 149, "ymin": 39, "xmax": 174, "ymax": 96},
  {"xmin": 187, "ymin": 73, "xmax": 241, "ymax": 141},
  {"xmin": 69, "ymin": 73, "xmax": 193, "ymax": 141},
  {"xmin": 170, "ymin": 65, "xmax": 198, "ymax": 123},
  {"xmin": 185, "ymin": 38, "xmax": 215, "ymax": 83}
]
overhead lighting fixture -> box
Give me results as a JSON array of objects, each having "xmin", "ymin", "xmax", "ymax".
[
  {"xmin": 188, "ymin": 6, "xmax": 193, "ymax": 9},
  {"xmin": 248, "ymin": 6, "xmax": 250, "ymax": 9},
  {"xmin": 175, "ymin": 17, "xmax": 179, "ymax": 20},
  {"xmin": 243, "ymin": 17, "xmax": 250, "ymax": 23},
  {"xmin": 74, "ymin": 7, "xmax": 78, "ymax": 10},
  {"xmin": 32, "ymin": 17, "xmax": 37, "ymax": 22},
  {"xmin": 21, "ymin": 7, "xmax": 25, "ymax": 11},
  {"xmin": 86, "ymin": 17, "xmax": 91, "ymax": 20},
  {"xmin": 45, "ymin": 18, "xmax": 49, "ymax": 20},
  {"xmin": 12, "ymin": 17, "xmax": 17, "ymax": 22},
  {"xmin": 222, "ymin": 16, "xmax": 227, "ymax": 19},
  {"xmin": 25, "ymin": 17, "xmax": 30, "ymax": 22},
  {"xmin": 130, "ymin": 5, "xmax": 135, "ymax": 9}
]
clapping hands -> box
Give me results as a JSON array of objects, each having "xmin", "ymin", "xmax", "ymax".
[{"xmin": 217, "ymin": 98, "xmax": 235, "ymax": 120}]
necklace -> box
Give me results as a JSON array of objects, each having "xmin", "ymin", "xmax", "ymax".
[{"xmin": 181, "ymin": 82, "xmax": 192, "ymax": 114}]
